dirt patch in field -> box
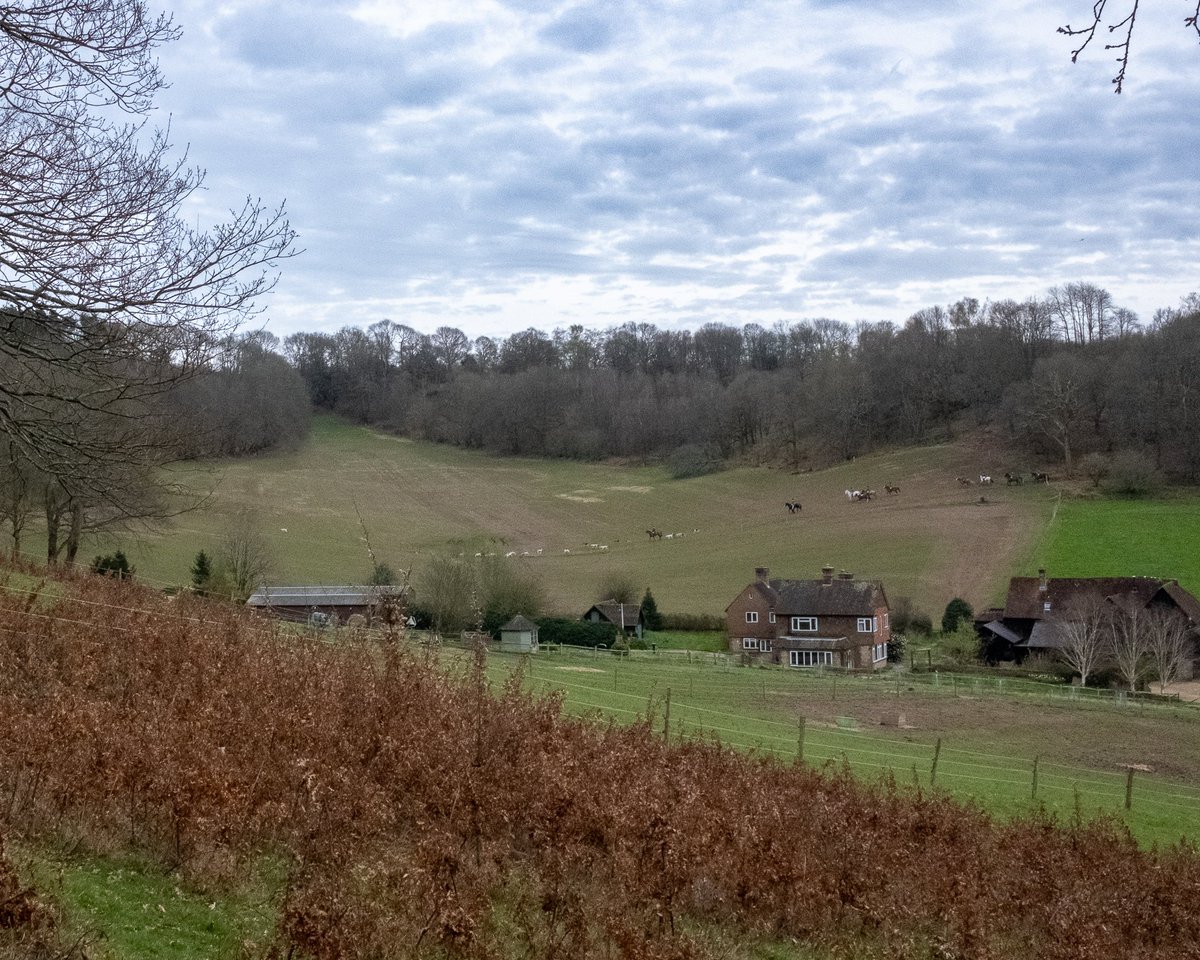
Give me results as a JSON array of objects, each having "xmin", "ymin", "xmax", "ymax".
[
  {"xmin": 556, "ymin": 666, "xmax": 606, "ymax": 673},
  {"xmin": 607, "ymin": 485, "xmax": 653, "ymax": 494},
  {"xmin": 556, "ymin": 492, "xmax": 603, "ymax": 503},
  {"xmin": 768, "ymin": 682, "xmax": 1200, "ymax": 786}
]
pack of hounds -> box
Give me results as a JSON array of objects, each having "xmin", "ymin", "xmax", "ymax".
[{"xmin": 958, "ymin": 471, "xmax": 1050, "ymax": 487}]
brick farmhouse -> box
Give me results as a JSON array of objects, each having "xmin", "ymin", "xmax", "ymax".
[{"xmin": 725, "ymin": 566, "xmax": 891, "ymax": 669}]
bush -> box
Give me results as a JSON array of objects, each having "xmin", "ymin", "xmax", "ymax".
[
  {"xmin": 659, "ymin": 612, "xmax": 724, "ymax": 632},
  {"xmin": 535, "ymin": 618, "xmax": 617, "ymax": 648},
  {"xmin": 1107, "ymin": 450, "xmax": 1162, "ymax": 497},
  {"xmin": 666, "ymin": 443, "xmax": 720, "ymax": 479},
  {"xmin": 887, "ymin": 632, "xmax": 906, "ymax": 663},
  {"xmin": 640, "ymin": 589, "xmax": 664, "ymax": 631},
  {"xmin": 941, "ymin": 597, "xmax": 974, "ymax": 634},
  {"xmin": 92, "ymin": 550, "xmax": 134, "ymax": 579},
  {"xmin": 940, "ymin": 622, "xmax": 983, "ymax": 666},
  {"xmin": 909, "ymin": 612, "xmax": 933, "ymax": 636}
]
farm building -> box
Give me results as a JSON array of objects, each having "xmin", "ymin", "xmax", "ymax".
[
  {"xmin": 725, "ymin": 566, "xmax": 891, "ymax": 669},
  {"xmin": 499, "ymin": 615, "xmax": 539, "ymax": 653},
  {"xmin": 582, "ymin": 601, "xmax": 644, "ymax": 640},
  {"xmin": 245, "ymin": 585, "xmax": 405, "ymax": 625},
  {"xmin": 977, "ymin": 569, "xmax": 1200, "ymax": 676}
]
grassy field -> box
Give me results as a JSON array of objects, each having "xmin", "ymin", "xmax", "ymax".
[
  {"xmin": 464, "ymin": 643, "xmax": 1200, "ymax": 849},
  {"xmin": 1032, "ymin": 494, "xmax": 1200, "ymax": 596},
  {"xmin": 46, "ymin": 415, "xmax": 1060, "ymax": 618}
]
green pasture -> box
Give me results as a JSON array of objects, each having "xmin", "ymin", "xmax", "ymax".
[
  {"xmin": 11, "ymin": 847, "xmax": 278, "ymax": 960},
  {"xmin": 40, "ymin": 415, "xmax": 1056, "ymax": 618},
  {"xmin": 460, "ymin": 644, "xmax": 1200, "ymax": 849},
  {"xmin": 1031, "ymin": 495, "xmax": 1200, "ymax": 596}
]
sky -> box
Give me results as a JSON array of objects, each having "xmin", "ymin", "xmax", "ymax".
[{"xmin": 153, "ymin": 1, "xmax": 1200, "ymax": 340}]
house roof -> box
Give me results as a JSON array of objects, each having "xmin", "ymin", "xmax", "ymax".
[
  {"xmin": 1002, "ymin": 576, "xmax": 1195, "ymax": 621},
  {"xmin": 584, "ymin": 602, "xmax": 644, "ymax": 626},
  {"xmin": 981, "ymin": 619, "xmax": 1022, "ymax": 645},
  {"xmin": 760, "ymin": 577, "xmax": 888, "ymax": 616},
  {"xmin": 1027, "ymin": 620, "xmax": 1068, "ymax": 649},
  {"xmin": 501, "ymin": 614, "xmax": 539, "ymax": 632},
  {"xmin": 246, "ymin": 585, "xmax": 404, "ymax": 608}
]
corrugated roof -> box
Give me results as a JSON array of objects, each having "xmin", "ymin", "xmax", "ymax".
[
  {"xmin": 981, "ymin": 619, "xmax": 1022, "ymax": 645},
  {"xmin": 246, "ymin": 585, "xmax": 404, "ymax": 608}
]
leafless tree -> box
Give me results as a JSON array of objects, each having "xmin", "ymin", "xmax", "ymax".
[
  {"xmin": 1109, "ymin": 604, "xmax": 1150, "ymax": 691},
  {"xmin": 0, "ymin": 3, "xmax": 295, "ymax": 500},
  {"xmin": 1057, "ymin": 602, "xmax": 1110, "ymax": 688},
  {"xmin": 1059, "ymin": 2, "xmax": 1200, "ymax": 93},
  {"xmin": 1145, "ymin": 607, "xmax": 1195, "ymax": 694},
  {"xmin": 213, "ymin": 514, "xmax": 276, "ymax": 602}
]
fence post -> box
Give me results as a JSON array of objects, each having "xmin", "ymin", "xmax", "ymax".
[
  {"xmin": 931, "ymin": 737, "xmax": 942, "ymax": 786},
  {"xmin": 797, "ymin": 716, "xmax": 806, "ymax": 765},
  {"xmin": 663, "ymin": 687, "xmax": 671, "ymax": 740},
  {"xmin": 1125, "ymin": 767, "xmax": 1134, "ymax": 811},
  {"xmin": 1031, "ymin": 754, "xmax": 1039, "ymax": 799}
]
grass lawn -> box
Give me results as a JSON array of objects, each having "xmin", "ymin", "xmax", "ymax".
[
  {"xmin": 455, "ymin": 644, "xmax": 1200, "ymax": 849},
  {"xmin": 1032, "ymin": 494, "xmax": 1200, "ymax": 594}
]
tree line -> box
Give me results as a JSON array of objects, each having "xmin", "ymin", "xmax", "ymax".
[{"xmin": 281, "ymin": 284, "xmax": 1200, "ymax": 480}]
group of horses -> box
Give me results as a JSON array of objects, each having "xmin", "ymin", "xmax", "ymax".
[{"xmin": 959, "ymin": 471, "xmax": 1050, "ymax": 487}]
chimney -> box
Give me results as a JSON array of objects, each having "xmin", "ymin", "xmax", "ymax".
[
  {"xmin": 1038, "ymin": 568, "xmax": 1048, "ymax": 592},
  {"xmin": 821, "ymin": 565, "xmax": 834, "ymax": 585},
  {"xmin": 839, "ymin": 571, "xmax": 854, "ymax": 580},
  {"xmin": 755, "ymin": 566, "xmax": 770, "ymax": 583}
]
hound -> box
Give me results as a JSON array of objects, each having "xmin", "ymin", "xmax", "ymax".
[
  {"xmin": 979, "ymin": 475, "xmax": 993, "ymax": 485},
  {"xmin": 1004, "ymin": 472, "xmax": 1023, "ymax": 485},
  {"xmin": 956, "ymin": 476, "xmax": 973, "ymax": 486},
  {"xmin": 1032, "ymin": 471, "xmax": 1050, "ymax": 484}
]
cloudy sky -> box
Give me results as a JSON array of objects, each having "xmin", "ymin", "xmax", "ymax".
[{"xmin": 154, "ymin": 1, "xmax": 1200, "ymax": 339}]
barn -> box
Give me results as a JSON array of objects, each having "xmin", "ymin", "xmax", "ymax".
[{"xmin": 245, "ymin": 585, "xmax": 405, "ymax": 625}]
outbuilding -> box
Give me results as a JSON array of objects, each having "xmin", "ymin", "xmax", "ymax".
[{"xmin": 499, "ymin": 614, "xmax": 540, "ymax": 653}]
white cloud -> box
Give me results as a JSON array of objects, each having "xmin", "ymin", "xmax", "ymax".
[{"xmin": 154, "ymin": 1, "xmax": 1200, "ymax": 337}]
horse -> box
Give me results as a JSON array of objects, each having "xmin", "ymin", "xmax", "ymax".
[
  {"xmin": 1032, "ymin": 471, "xmax": 1050, "ymax": 484},
  {"xmin": 1004, "ymin": 472, "xmax": 1023, "ymax": 485},
  {"xmin": 785, "ymin": 500, "xmax": 802, "ymax": 513},
  {"xmin": 646, "ymin": 528, "xmax": 663, "ymax": 540},
  {"xmin": 884, "ymin": 484, "xmax": 900, "ymax": 495},
  {"xmin": 956, "ymin": 476, "xmax": 973, "ymax": 486}
]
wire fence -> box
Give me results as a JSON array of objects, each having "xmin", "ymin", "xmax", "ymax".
[{"xmin": 485, "ymin": 642, "xmax": 1200, "ymax": 843}]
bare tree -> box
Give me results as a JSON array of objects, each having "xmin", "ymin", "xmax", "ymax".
[
  {"xmin": 1145, "ymin": 608, "xmax": 1195, "ymax": 694},
  {"xmin": 0, "ymin": 3, "xmax": 295, "ymax": 498},
  {"xmin": 1057, "ymin": 603, "xmax": 1110, "ymax": 688},
  {"xmin": 1059, "ymin": 2, "xmax": 1200, "ymax": 93},
  {"xmin": 1109, "ymin": 604, "xmax": 1150, "ymax": 691},
  {"xmin": 213, "ymin": 514, "xmax": 276, "ymax": 602}
]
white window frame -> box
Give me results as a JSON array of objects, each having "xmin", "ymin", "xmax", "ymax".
[
  {"xmin": 742, "ymin": 637, "xmax": 759, "ymax": 651},
  {"xmin": 768, "ymin": 612, "xmax": 776, "ymax": 624},
  {"xmin": 883, "ymin": 612, "xmax": 889, "ymax": 629},
  {"xmin": 789, "ymin": 650, "xmax": 834, "ymax": 667},
  {"xmin": 1043, "ymin": 601, "xmax": 1052, "ymax": 613},
  {"xmin": 791, "ymin": 616, "xmax": 817, "ymax": 632},
  {"xmin": 873, "ymin": 642, "xmax": 888, "ymax": 662},
  {"xmin": 746, "ymin": 610, "xmax": 759, "ymax": 624},
  {"xmin": 760, "ymin": 638, "xmax": 773, "ymax": 653},
  {"xmin": 857, "ymin": 616, "xmax": 877, "ymax": 634}
]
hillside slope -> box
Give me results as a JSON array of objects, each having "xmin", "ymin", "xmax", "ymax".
[{"xmin": 88, "ymin": 417, "xmax": 1055, "ymax": 617}]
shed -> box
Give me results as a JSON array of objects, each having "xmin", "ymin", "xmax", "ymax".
[{"xmin": 499, "ymin": 614, "xmax": 539, "ymax": 653}]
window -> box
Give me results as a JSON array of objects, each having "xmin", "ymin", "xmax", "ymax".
[
  {"xmin": 745, "ymin": 611, "xmax": 759, "ymax": 624},
  {"xmin": 768, "ymin": 612, "xmax": 776, "ymax": 624},
  {"xmin": 760, "ymin": 639, "xmax": 772, "ymax": 653},
  {"xmin": 883, "ymin": 612, "xmax": 890, "ymax": 629},
  {"xmin": 791, "ymin": 616, "xmax": 817, "ymax": 632},
  {"xmin": 742, "ymin": 637, "xmax": 759, "ymax": 651},
  {"xmin": 873, "ymin": 643, "xmax": 888, "ymax": 662},
  {"xmin": 789, "ymin": 650, "xmax": 833, "ymax": 667},
  {"xmin": 857, "ymin": 617, "xmax": 877, "ymax": 633},
  {"xmin": 1043, "ymin": 601, "xmax": 1052, "ymax": 613}
]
